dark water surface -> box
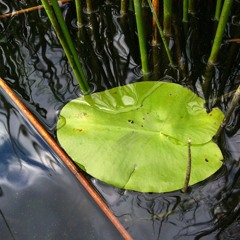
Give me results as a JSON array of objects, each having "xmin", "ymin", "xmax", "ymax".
[
  {"xmin": 0, "ymin": 89, "xmax": 124, "ymax": 240},
  {"xmin": 0, "ymin": 1, "xmax": 240, "ymax": 239}
]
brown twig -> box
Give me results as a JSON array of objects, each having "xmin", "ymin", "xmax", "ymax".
[
  {"xmin": 0, "ymin": 0, "xmax": 72, "ymax": 19},
  {"xmin": 0, "ymin": 77, "xmax": 133, "ymax": 240},
  {"xmin": 214, "ymin": 85, "xmax": 240, "ymax": 141},
  {"xmin": 182, "ymin": 138, "xmax": 192, "ymax": 193},
  {"xmin": 227, "ymin": 38, "xmax": 240, "ymax": 43}
]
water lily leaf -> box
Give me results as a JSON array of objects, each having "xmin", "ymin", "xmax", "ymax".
[{"xmin": 57, "ymin": 81, "xmax": 224, "ymax": 193}]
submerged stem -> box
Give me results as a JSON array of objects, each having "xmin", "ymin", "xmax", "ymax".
[{"xmin": 182, "ymin": 138, "xmax": 192, "ymax": 193}]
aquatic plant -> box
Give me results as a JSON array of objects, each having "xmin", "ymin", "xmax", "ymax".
[
  {"xmin": 57, "ymin": 82, "xmax": 224, "ymax": 192},
  {"xmin": 40, "ymin": 0, "xmax": 90, "ymax": 94},
  {"xmin": 1, "ymin": 0, "xmax": 239, "ymax": 193}
]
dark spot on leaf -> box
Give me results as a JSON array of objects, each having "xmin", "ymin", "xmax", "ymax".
[
  {"xmin": 79, "ymin": 112, "xmax": 87, "ymax": 118},
  {"xmin": 143, "ymin": 117, "xmax": 145, "ymax": 120},
  {"xmin": 205, "ymin": 159, "xmax": 209, "ymax": 162},
  {"xmin": 74, "ymin": 128, "xmax": 83, "ymax": 132},
  {"xmin": 128, "ymin": 120, "xmax": 134, "ymax": 124},
  {"xmin": 141, "ymin": 125, "xmax": 144, "ymax": 127}
]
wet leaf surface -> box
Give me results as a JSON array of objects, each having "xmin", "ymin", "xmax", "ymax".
[{"xmin": 57, "ymin": 82, "xmax": 224, "ymax": 192}]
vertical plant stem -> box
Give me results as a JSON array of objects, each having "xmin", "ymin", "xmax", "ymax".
[
  {"xmin": 214, "ymin": 85, "xmax": 240, "ymax": 141},
  {"xmin": 182, "ymin": 0, "xmax": 189, "ymax": 51},
  {"xmin": 152, "ymin": 0, "xmax": 159, "ymax": 45},
  {"xmin": 41, "ymin": 0, "xmax": 90, "ymax": 94},
  {"xmin": 183, "ymin": 0, "xmax": 188, "ymax": 23},
  {"xmin": 75, "ymin": 0, "xmax": 83, "ymax": 27},
  {"xmin": 182, "ymin": 138, "xmax": 192, "ymax": 193},
  {"xmin": 188, "ymin": 0, "xmax": 196, "ymax": 14},
  {"xmin": 129, "ymin": 0, "xmax": 134, "ymax": 11},
  {"xmin": 86, "ymin": 0, "xmax": 93, "ymax": 13},
  {"xmin": 203, "ymin": 0, "xmax": 233, "ymax": 99},
  {"xmin": 133, "ymin": 0, "xmax": 149, "ymax": 75},
  {"xmin": 121, "ymin": 0, "xmax": 128, "ymax": 14},
  {"xmin": 214, "ymin": 0, "xmax": 223, "ymax": 21},
  {"xmin": 173, "ymin": 14, "xmax": 186, "ymax": 80},
  {"xmin": 209, "ymin": 0, "xmax": 233, "ymax": 64},
  {"xmin": 163, "ymin": 0, "xmax": 172, "ymax": 36},
  {"xmin": 147, "ymin": 0, "xmax": 173, "ymax": 65},
  {"xmin": 50, "ymin": 0, "xmax": 90, "ymax": 93}
]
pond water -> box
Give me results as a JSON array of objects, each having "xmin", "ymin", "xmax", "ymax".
[
  {"xmin": 0, "ymin": 0, "xmax": 240, "ymax": 239},
  {"xmin": 0, "ymin": 86, "xmax": 124, "ymax": 240}
]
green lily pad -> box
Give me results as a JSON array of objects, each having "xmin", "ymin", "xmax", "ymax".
[{"xmin": 57, "ymin": 81, "xmax": 224, "ymax": 193}]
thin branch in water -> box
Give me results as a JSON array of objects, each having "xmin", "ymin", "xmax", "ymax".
[
  {"xmin": 214, "ymin": 85, "xmax": 240, "ymax": 141},
  {"xmin": 0, "ymin": 0, "xmax": 72, "ymax": 19},
  {"xmin": 182, "ymin": 138, "xmax": 192, "ymax": 193}
]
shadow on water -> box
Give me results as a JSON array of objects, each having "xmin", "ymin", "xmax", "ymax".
[{"xmin": 0, "ymin": 0, "xmax": 240, "ymax": 239}]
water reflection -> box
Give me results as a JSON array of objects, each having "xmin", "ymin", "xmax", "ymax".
[{"xmin": 0, "ymin": 90, "xmax": 124, "ymax": 239}]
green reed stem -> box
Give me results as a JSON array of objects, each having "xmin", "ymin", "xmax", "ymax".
[
  {"xmin": 50, "ymin": 0, "xmax": 90, "ymax": 93},
  {"xmin": 163, "ymin": 0, "xmax": 172, "ymax": 36},
  {"xmin": 147, "ymin": 0, "xmax": 173, "ymax": 65},
  {"xmin": 121, "ymin": 0, "xmax": 127, "ymax": 14},
  {"xmin": 183, "ymin": 0, "xmax": 188, "ymax": 23},
  {"xmin": 41, "ymin": 0, "xmax": 90, "ymax": 94},
  {"xmin": 203, "ymin": 0, "xmax": 233, "ymax": 100},
  {"xmin": 75, "ymin": 0, "xmax": 83, "ymax": 27},
  {"xmin": 133, "ymin": 0, "xmax": 149, "ymax": 75},
  {"xmin": 214, "ymin": 0, "xmax": 223, "ymax": 21},
  {"xmin": 208, "ymin": 0, "xmax": 233, "ymax": 64}
]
